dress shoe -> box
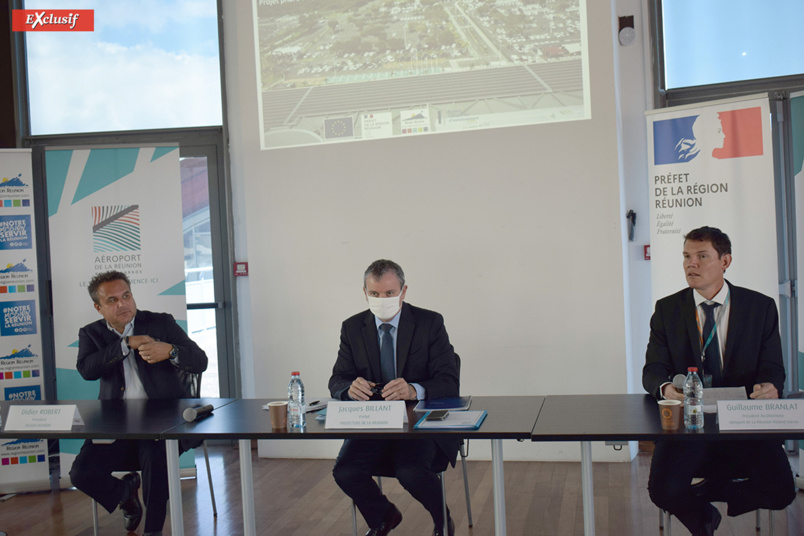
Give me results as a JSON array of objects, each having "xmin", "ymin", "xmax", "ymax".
[
  {"xmin": 119, "ymin": 472, "xmax": 143, "ymax": 532},
  {"xmin": 365, "ymin": 505, "xmax": 402, "ymax": 536},
  {"xmin": 432, "ymin": 514, "xmax": 455, "ymax": 536}
]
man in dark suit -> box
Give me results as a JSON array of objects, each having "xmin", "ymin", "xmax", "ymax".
[
  {"xmin": 643, "ymin": 226, "xmax": 795, "ymax": 536},
  {"xmin": 69, "ymin": 271, "xmax": 207, "ymax": 536},
  {"xmin": 329, "ymin": 259, "xmax": 460, "ymax": 536}
]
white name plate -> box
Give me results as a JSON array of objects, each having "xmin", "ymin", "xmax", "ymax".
[
  {"xmin": 325, "ymin": 401, "xmax": 405, "ymax": 429},
  {"xmin": 3, "ymin": 405, "xmax": 84, "ymax": 431},
  {"xmin": 717, "ymin": 399, "xmax": 804, "ymax": 431}
]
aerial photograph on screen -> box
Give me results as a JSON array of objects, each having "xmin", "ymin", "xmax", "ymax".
[{"xmin": 255, "ymin": 0, "xmax": 589, "ymax": 149}]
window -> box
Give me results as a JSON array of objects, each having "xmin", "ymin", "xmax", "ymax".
[
  {"xmin": 660, "ymin": 0, "xmax": 804, "ymax": 89},
  {"xmin": 24, "ymin": 0, "xmax": 222, "ymax": 135}
]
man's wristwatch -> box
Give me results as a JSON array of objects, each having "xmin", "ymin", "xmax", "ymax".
[
  {"xmin": 169, "ymin": 345, "xmax": 179, "ymax": 361},
  {"xmin": 125, "ymin": 336, "xmax": 132, "ymax": 349}
]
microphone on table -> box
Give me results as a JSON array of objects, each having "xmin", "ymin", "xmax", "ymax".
[{"xmin": 183, "ymin": 404, "xmax": 214, "ymax": 422}]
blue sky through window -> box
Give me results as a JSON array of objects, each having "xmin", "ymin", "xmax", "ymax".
[
  {"xmin": 663, "ymin": 0, "xmax": 804, "ymax": 88},
  {"xmin": 24, "ymin": 0, "xmax": 222, "ymax": 135}
]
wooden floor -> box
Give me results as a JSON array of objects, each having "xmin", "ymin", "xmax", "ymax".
[{"xmin": 0, "ymin": 444, "xmax": 802, "ymax": 535}]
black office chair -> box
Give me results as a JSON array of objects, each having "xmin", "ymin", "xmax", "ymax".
[
  {"xmin": 89, "ymin": 372, "xmax": 217, "ymax": 535},
  {"xmin": 350, "ymin": 353, "xmax": 473, "ymax": 535}
]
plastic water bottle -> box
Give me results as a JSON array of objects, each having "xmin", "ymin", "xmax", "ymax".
[
  {"xmin": 683, "ymin": 367, "xmax": 704, "ymax": 430},
  {"xmin": 288, "ymin": 371, "xmax": 305, "ymax": 428}
]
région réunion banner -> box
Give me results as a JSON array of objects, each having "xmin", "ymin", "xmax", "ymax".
[{"xmin": 0, "ymin": 149, "xmax": 49, "ymax": 493}]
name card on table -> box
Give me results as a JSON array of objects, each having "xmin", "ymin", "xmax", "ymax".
[
  {"xmin": 325, "ymin": 401, "xmax": 405, "ymax": 429},
  {"xmin": 3, "ymin": 405, "xmax": 84, "ymax": 431},
  {"xmin": 717, "ymin": 400, "xmax": 804, "ymax": 431}
]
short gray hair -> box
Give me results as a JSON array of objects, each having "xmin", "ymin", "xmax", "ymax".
[
  {"xmin": 88, "ymin": 271, "xmax": 131, "ymax": 304},
  {"xmin": 363, "ymin": 259, "xmax": 405, "ymax": 289}
]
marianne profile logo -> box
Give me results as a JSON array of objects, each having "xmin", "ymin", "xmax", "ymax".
[
  {"xmin": 93, "ymin": 205, "xmax": 141, "ymax": 253},
  {"xmin": 653, "ymin": 107, "xmax": 764, "ymax": 166},
  {"xmin": 12, "ymin": 10, "xmax": 94, "ymax": 32}
]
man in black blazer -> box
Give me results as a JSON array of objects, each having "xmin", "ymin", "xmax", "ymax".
[
  {"xmin": 68, "ymin": 271, "xmax": 207, "ymax": 536},
  {"xmin": 329, "ymin": 259, "xmax": 460, "ymax": 536},
  {"xmin": 643, "ymin": 227, "xmax": 795, "ymax": 536}
]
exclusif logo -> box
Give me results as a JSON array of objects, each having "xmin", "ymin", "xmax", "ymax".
[{"xmin": 12, "ymin": 10, "xmax": 94, "ymax": 32}]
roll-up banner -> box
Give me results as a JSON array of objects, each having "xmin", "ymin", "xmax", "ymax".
[
  {"xmin": 0, "ymin": 149, "xmax": 50, "ymax": 493},
  {"xmin": 45, "ymin": 146, "xmax": 188, "ymax": 478},
  {"xmin": 646, "ymin": 95, "xmax": 778, "ymax": 306},
  {"xmin": 791, "ymin": 91, "xmax": 804, "ymax": 474}
]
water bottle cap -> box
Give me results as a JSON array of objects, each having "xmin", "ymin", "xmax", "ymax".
[
  {"xmin": 291, "ymin": 371, "xmax": 300, "ymax": 376},
  {"xmin": 687, "ymin": 367, "xmax": 698, "ymax": 372}
]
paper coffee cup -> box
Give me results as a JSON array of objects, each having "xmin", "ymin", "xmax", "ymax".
[
  {"xmin": 658, "ymin": 399, "xmax": 682, "ymax": 430},
  {"xmin": 268, "ymin": 401, "xmax": 288, "ymax": 429}
]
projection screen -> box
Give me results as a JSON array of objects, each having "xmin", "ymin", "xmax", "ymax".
[{"xmin": 254, "ymin": 0, "xmax": 590, "ymax": 150}]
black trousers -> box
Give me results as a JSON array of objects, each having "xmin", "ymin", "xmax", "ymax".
[
  {"xmin": 648, "ymin": 439, "xmax": 795, "ymax": 535},
  {"xmin": 333, "ymin": 438, "xmax": 447, "ymax": 529},
  {"xmin": 69, "ymin": 438, "xmax": 184, "ymax": 533}
]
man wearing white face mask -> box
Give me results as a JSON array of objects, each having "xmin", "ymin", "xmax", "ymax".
[{"xmin": 329, "ymin": 259, "xmax": 460, "ymax": 536}]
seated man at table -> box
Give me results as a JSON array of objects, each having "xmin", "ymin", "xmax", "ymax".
[
  {"xmin": 642, "ymin": 226, "xmax": 795, "ymax": 536},
  {"xmin": 69, "ymin": 271, "xmax": 208, "ymax": 536},
  {"xmin": 329, "ymin": 259, "xmax": 460, "ymax": 536}
]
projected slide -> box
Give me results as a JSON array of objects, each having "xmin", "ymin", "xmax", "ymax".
[{"xmin": 255, "ymin": 0, "xmax": 589, "ymax": 149}]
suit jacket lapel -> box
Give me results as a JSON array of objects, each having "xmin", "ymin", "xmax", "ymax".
[
  {"xmin": 682, "ymin": 289, "xmax": 705, "ymax": 370},
  {"xmin": 361, "ymin": 311, "xmax": 382, "ymax": 381},
  {"xmin": 396, "ymin": 304, "xmax": 414, "ymax": 376},
  {"xmin": 722, "ymin": 283, "xmax": 739, "ymax": 372}
]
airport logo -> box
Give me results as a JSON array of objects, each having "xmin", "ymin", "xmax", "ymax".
[
  {"xmin": 0, "ymin": 215, "xmax": 32, "ymax": 250},
  {"xmin": 12, "ymin": 10, "xmax": 94, "ymax": 32},
  {"xmin": 653, "ymin": 107, "xmax": 764, "ymax": 166},
  {"xmin": 92, "ymin": 205, "xmax": 141, "ymax": 253}
]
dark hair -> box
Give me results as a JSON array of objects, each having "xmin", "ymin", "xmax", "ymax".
[
  {"xmin": 88, "ymin": 271, "xmax": 131, "ymax": 304},
  {"xmin": 684, "ymin": 226, "xmax": 731, "ymax": 258},
  {"xmin": 363, "ymin": 259, "xmax": 405, "ymax": 289}
]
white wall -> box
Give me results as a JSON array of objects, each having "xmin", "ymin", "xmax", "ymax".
[{"xmin": 223, "ymin": 0, "xmax": 654, "ymax": 462}]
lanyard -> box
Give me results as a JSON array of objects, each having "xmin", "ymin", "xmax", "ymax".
[{"xmin": 695, "ymin": 290, "xmax": 730, "ymax": 358}]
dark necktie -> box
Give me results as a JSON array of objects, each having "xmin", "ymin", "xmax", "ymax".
[
  {"xmin": 701, "ymin": 302, "xmax": 723, "ymax": 387},
  {"xmin": 379, "ymin": 323, "xmax": 395, "ymax": 382}
]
